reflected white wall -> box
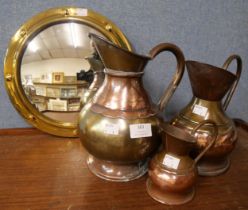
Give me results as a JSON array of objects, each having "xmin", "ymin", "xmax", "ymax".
[{"xmin": 21, "ymin": 58, "xmax": 90, "ymax": 79}]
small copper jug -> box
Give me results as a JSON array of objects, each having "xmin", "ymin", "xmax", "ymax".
[
  {"xmin": 81, "ymin": 52, "xmax": 105, "ymax": 107},
  {"xmin": 79, "ymin": 33, "xmax": 185, "ymax": 182},
  {"xmin": 146, "ymin": 120, "xmax": 217, "ymax": 205},
  {"xmin": 171, "ymin": 55, "xmax": 242, "ymax": 176}
]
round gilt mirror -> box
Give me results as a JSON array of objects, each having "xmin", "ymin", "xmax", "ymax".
[{"xmin": 4, "ymin": 7, "xmax": 132, "ymax": 137}]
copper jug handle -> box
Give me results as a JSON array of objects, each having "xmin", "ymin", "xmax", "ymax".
[
  {"xmin": 222, "ymin": 55, "xmax": 242, "ymax": 110},
  {"xmin": 149, "ymin": 43, "xmax": 185, "ymax": 111},
  {"xmin": 191, "ymin": 120, "xmax": 218, "ymax": 164}
]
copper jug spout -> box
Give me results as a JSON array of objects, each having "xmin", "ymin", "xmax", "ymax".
[
  {"xmin": 186, "ymin": 61, "xmax": 237, "ymax": 101},
  {"xmin": 89, "ymin": 33, "xmax": 150, "ymax": 72},
  {"xmin": 85, "ymin": 52, "xmax": 104, "ymax": 72}
]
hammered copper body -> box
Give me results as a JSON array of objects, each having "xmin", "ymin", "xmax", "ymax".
[
  {"xmin": 146, "ymin": 121, "xmax": 217, "ymax": 205},
  {"xmin": 79, "ymin": 33, "xmax": 185, "ymax": 181},
  {"xmin": 171, "ymin": 55, "xmax": 242, "ymax": 176}
]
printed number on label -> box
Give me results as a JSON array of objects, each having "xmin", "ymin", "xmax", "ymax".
[
  {"xmin": 192, "ymin": 104, "xmax": 208, "ymax": 117},
  {"xmin": 163, "ymin": 154, "xmax": 180, "ymax": 169},
  {"xmin": 129, "ymin": 123, "xmax": 152, "ymax": 139}
]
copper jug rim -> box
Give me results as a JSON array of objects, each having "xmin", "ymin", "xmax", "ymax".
[
  {"xmin": 186, "ymin": 60, "xmax": 237, "ymax": 78},
  {"xmin": 161, "ymin": 123, "xmax": 196, "ymax": 143},
  {"xmin": 89, "ymin": 33, "xmax": 151, "ymax": 60}
]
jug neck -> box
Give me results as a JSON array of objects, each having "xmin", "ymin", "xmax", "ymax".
[
  {"xmin": 191, "ymin": 97, "xmax": 223, "ymax": 109},
  {"xmin": 104, "ymin": 68, "xmax": 144, "ymax": 77},
  {"xmin": 165, "ymin": 134, "xmax": 193, "ymax": 156},
  {"xmin": 179, "ymin": 96, "xmax": 230, "ymax": 125}
]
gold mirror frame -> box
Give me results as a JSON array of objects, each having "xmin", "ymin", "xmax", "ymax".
[{"xmin": 4, "ymin": 7, "xmax": 132, "ymax": 137}]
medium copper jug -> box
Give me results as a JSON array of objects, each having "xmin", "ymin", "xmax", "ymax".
[
  {"xmin": 79, "ymin": 33, "xmax": 185, "ymax": 182},
  {"xmin": 146, "ymin": 120, "xmax": 217, "ymax": 205},
  {"xmin": 81, "ymin": 52, "xmax": 105, "ymax": 107},
  {"xmin": 171, "ymin": 55, "xmax": 242, "ymax": 176}
]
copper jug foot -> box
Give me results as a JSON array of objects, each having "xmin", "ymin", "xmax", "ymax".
[
  {"xmin": 146, "ymin": 178, "xmax": 195, "ymax": 205},
  {"xmin": 197, "ymin": 157, "xmax": 230, "ymax": 176},
  {"xmin": 86, "ymin": 154, "xmax": 147, "ymax": 182}
]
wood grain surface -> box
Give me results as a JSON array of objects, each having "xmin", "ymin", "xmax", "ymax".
[{"xmin": 0, "ymin": 127, "xmax": 247, "ymax": 210}]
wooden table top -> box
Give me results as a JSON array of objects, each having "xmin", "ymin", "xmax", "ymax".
[{"xmin": 0, "ymin": 126, "xmax": 247, "ymax": 210}]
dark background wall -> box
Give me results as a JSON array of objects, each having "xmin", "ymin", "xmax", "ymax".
[{"xmin": 0, "ymin": 0, "xmax": 247, "ymax": 128}]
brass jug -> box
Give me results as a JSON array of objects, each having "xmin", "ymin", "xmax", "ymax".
[
  {"xmin": 81, "ymin": 52, "xmax": 105, "ymax": 107},
  {"xmin": 146, "ymin": 121, "xmax": 217, "ymax": 205},
  {"xmin": 171, "ymin": 55, "xmax": 242, "ymax": 176},
  {"xmin": 79, "ymin": 33, "xmax": 185, "ymax": 181}
]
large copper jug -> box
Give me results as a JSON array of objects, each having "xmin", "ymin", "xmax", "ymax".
[
  {"xmin": 146, "ymin": 120, "xmax": 217, "ymax": 205},
  {"xmin": 171, "ymin": 55, "xmax": 242, "ymax": 176},
  {"xmin": 79, "ymin": 33, "xmax": 185, "ymax": 182}
]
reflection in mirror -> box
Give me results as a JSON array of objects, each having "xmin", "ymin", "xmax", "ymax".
[{"xmin": 21, "ymin": 22, "xmax": 105, "ymax": 123}]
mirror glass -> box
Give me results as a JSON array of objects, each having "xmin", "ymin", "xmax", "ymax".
[{"xmin": 20, "ymin": 22, "xmax": 105, "ymax": 123}]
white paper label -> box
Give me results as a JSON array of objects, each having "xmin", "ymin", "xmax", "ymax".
[
  {"xmin": 75, "ymin": 8, "xmax": 88, "ymax": 16},
  {"xmin": 192, "ymin": 104, "xmax": 208, "ymax": 117},
  {"xmin": 163, "ymin": 154, "xmax": 180, "ymax": 169},
  {"xmin": 103, "ymin": 123, "xmax": 119, "ymax": 135},
  {"xmin": 129, "ymin": 123, "xmax": 152, "ymax": 139}
]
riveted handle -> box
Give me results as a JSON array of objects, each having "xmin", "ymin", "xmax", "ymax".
[
  {"xmin": 222, "ymin": 55, "xmax": 242, "ymax": 110},
  {"xmin": 149, "ymin": 43, "xmax": 185, "ymax": 111},
  {"xmin": 191, "ymin": 120, "xmax": 218, "ymax": 164}
]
